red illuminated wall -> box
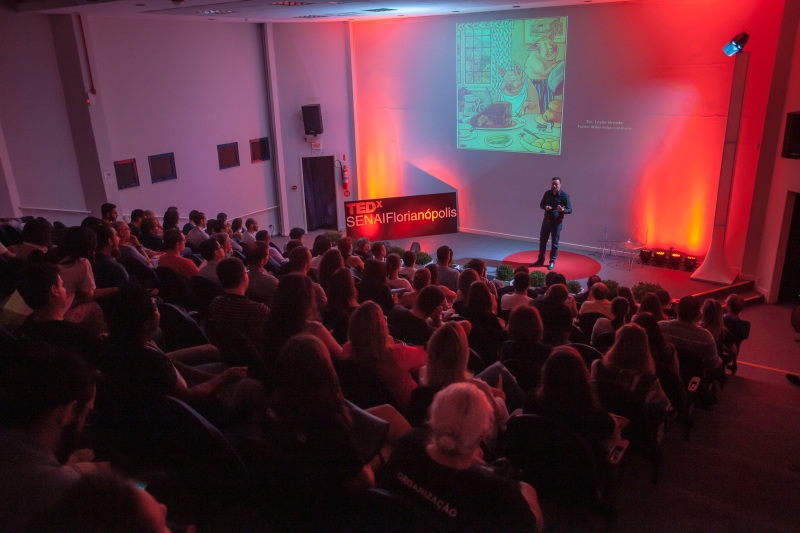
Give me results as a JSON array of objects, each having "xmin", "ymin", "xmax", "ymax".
[{"xmin": 351, "ymin": 0, "xmax": 785, "ymax": 266}]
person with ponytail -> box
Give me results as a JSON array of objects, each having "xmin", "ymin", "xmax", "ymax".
[{"xmin": 381, "ymin": 382, "xmax": 542, "ymax": 532}]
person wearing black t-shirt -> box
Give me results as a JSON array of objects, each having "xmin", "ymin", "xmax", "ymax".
[
  {"xmin": 531, "ymin": 177, "xmax": 572, "ymax": 271},
  {"xmin": 388, "ymin": 286, "xmax": 445, "ymax": 346},
  {"xmin": 381, "ymin": 383, "xmax": 541, "ymax": 533}
]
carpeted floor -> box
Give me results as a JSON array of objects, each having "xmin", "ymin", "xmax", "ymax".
[{"xmin": 500, "ymin": 250, "xmax": 603, "ymax": 280}]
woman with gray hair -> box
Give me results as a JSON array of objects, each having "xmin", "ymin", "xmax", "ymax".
[{"xmin": 382, "ymin": 382, "xmax": 543, "ymax": 532}]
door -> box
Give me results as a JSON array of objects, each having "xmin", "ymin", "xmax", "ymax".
[{"xmin": 301, "ymin": 155, "xmax": 337, "ymax": 232}]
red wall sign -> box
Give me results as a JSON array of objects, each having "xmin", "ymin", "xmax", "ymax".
[{"xmin": 345, "ymin": 192, "xmax": 458, "ymax": 241}]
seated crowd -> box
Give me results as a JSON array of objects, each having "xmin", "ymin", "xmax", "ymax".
[{"xmin": 0, "ymin": 206, "xmax": 750, "ymax": 532}]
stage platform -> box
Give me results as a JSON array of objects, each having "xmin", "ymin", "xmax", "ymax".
[{"xmin": 280, "ymin": 230, "xmax": 727, "ymax": 300}]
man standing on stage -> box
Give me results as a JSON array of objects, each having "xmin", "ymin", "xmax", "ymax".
[{"xmin": 531, "ymin": 177, "xmax": 571, "ymax": 270}]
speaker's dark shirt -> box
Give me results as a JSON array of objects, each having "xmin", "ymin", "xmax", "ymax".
[{"xmin": 539, "ymin": 190, "xmax": 572, "ymax": 223}]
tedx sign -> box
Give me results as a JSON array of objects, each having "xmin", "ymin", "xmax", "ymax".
[{"xmin": 345, "ymin": 192, "xmax": 459, "ymax": 241}]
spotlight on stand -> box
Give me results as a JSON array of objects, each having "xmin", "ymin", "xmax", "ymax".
[
  {"xmin": 669, "ymin": 252, "xmax": 682, "ymax": 269},
  {"xmin": 653, "ymin": 250, "xmax": 666, "ymax": 266},
  {"xmin": 723, "ymin": 31, "xmax": 749, "ymax": 57},
  {"xmin": 684, "ymin": 256, "xmax": 697, "ymax": 270},
  {"xmin": 640, "ymin": 249, "xmax": 652, "ymax": 265}
]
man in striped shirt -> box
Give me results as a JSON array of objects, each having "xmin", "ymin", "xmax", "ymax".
[{"xmin": 208, "ymin": 258, "xmax": 269, "ymax": 349}]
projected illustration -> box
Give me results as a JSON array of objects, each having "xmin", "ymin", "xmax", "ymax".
[{"xmin": 457, "ymin": 17, "xmax": 567, "ymax": 154}]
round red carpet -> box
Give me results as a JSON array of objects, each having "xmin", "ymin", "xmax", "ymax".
[{"xmin": 500, "ymin": 250, "xmax": 602, "ymax": 280}]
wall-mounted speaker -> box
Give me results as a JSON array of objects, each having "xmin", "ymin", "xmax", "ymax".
[
  {"xmin": 148, "ymin": 152, "xmax": 177, "ymax": 183},
  {"xmin": 217, "ymin": 142, "xmax": 240, "ymax": 170},
  {"xmin": 302, "ymin": 104, "xmax": 323, "ymax": 136},
  {"xmin": 782, "ymin": 111, "xmax": 800, "ymax": 159},
  {"xmin": 250, "ymin": 137, "xmax": 270, "ymax": 163}
]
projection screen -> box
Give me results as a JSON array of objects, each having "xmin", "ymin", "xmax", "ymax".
[{"xmin": 457, "ymin": 17, "xmax": 567, "ymax": 154}]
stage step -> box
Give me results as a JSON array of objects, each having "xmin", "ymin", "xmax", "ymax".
[{"xmin": 691, "ymin": 280, "xmax": 764, "ymax": 308}]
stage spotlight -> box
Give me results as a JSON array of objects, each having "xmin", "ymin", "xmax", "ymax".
[
  {"xmin": 684, "ymin": 256, "xmax": 697, "ymax": 270},
  {"xmin": 653, "ymin": 250, "xmax": 666, "ymax": 266},
  {"xmin": 669, "ymin": 252, "xmax": 682, "ymax": 268},
  {"xmin": 723, "ymin": 31, "xmax": 749, "ymax": 56},
  {"xmin": 640, "ymin": 249, "xmax": 652, "ymax": 264}
]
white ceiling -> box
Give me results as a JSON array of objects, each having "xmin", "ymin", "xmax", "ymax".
[{"xmin": 17, "ymin": 0, "xmax": 629, "ymax": 23}]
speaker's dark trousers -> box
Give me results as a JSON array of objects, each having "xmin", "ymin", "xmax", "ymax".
[{"xmin": 537, "ymin": 219, "xmax": 562, "ymax": 262}]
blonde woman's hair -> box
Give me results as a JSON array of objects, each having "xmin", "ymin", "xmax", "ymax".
[
  {"xmin": 699, "ymin": 299, "xmax": 724, "ymax": 344},
  {"xmin": 604, "ymin": 323, "xmax": 654, "ymax": 374},
  {"xmin": 428, "ymin": 382, "xmax": 494, "ymax": 456},
  {"xmin": 425, "ymin": 322, "xmax": 469, "ymax": 389},
  {"xmin": 348, "ymin": 301, "xmax": 390, "ymax": 370}
]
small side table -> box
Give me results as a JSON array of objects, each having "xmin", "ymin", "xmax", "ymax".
[{"xmin": 597, "ymin": 237, "xmax": 616, "ymax": 261}]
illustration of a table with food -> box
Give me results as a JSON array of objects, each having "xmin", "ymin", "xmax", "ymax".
[{"xmin": 456, "ymin": 17, "xmax": 566, "ymax": 155}]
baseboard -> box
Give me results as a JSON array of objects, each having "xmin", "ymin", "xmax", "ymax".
[{"xmin": 458, "ymin": 226, "xmax": 603, "ymax": 253}]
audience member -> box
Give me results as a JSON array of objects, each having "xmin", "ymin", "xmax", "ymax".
[
  {"xmin": 357, "ymin": 259, "xmax": 395, "ymax": 315},
  {"xmin": 162, "ymin": 209, "xmax": 180, "ymax": 233},
  {"xmin": 308, "ymin": 235, "xmax": 329, "ymax": 267},
  {"xmin": 344, "ymin": 301, "xmax": 427, "ymax": 409},
  {"xmin": 321, "ymin": 267, "xmax": 359, "ymax": 345},
  {"xmin": 462, "ymin": 281, "xmax": 508, "ymax": 367},
  {"xmin": 617, "ymin": 286, "xmax": 638, "ymax": 321},
  {"xmin": 112, "ymin": 221, "xmax": 151, "ymax": 266},
  {"xmin": 386, "ymin": 253, "xmax": 412, "ymax": 291},
  {"xmin": 591, "ymin": 296, "xmax": 629, "ymax": 344},
  {"xmin": 256, "ymin": 229, "xmax": 288, "ymax": 265},
  {"xmin": 659, "ymin": 295, "xmax": 722, "ymax": 373},
  {"xmin": 354, "ymin": 237, "xmax": 372, "ymax": 261},
  {"xmin": 435, "ymin": 245, "xmax": 460, "ymax": 292},
  {"xmin": 182, "ymin": 209, "xmax": 198, "ymax": 235},
  {"xmin": 139, "ymin": 217, "xmax": 165, "ymax": 252},
  {"xmin": 501, "ymin": 271, "xmax": 534, "ymax": 310},
  {"xmin": 655, "ymin": 289, "xmax": 677, "ymax": 319},
  {"xmin": 128, "ymin": 209, "xmax": 145, "ymax": 238},
  {"xmin": 0, "ymin": 347, "xmax": 97, "ymax": 533},
  {"xmin": 264, "ymin": 273, "xmax": 342, "ymax": 358},
  {"xmin": 699, "ymin": 299, "xmax": 737, "ymax": 364},
  {"xmin": 382, "ymin": 382, "xmax": 542, "ymax": 533},
  {"xmin": 212, "ymin": 231, "xmax": 235, "ymax": 257},
  {"xmin": 157, "ymin": 229, "xmax": 199, "ymax": 279},
  {"xmin": 318, "ymin": 248, "xmax": 345, "ymax": 293},
  {"xmin": 399, "ymin": 250, "xmax": 417, "ymax": 279},
  {"xmin": 53, "ymin": 227, "xmax": 107, "ymax": 332},
  {"xmin": 186, "ymin": 211, "xmax": 210, "ymax": 249},
  {"xmin": 723, "ymin": 294, "xmax": 750, "ymax": 351},
  {"xmin": 92, "ymin": 223, "xmax": 128, "ymax": 290},
  {"xmin": 406, "ymin": 322, "xmax": 507, "ymax": 433},
  {"xmin": 261, "ymin": 335, "xmax": 374, "ymax": 521},
  {"xmin": 578, "ymin": 282, "xmax": 613, "ymax": 318},
  {"xmin": 388, "ymin": 285, "xmax": 445, "ymax": 346},
  {"xmin": 370, "ymin": 241, "xmax": 387, "ymax": 263},
  {"xmin": 633, "ymin": 312, "xmax": 679, "ymax": 376},
  {"xmin": 426, "ymin": 263, "xmax": 458, "ymax": 303},
  {"xmin": 574, "ymin": 274, "xmax": 602, "ymax": 305},
  {"xmin": 451, "ymin": 267, "xmax": 481, "ymax": 315},
  {"xmin": 524, "ymin": 346, "xmax": 616, "ymax": 458},
  {"xmin": 534, "ymin": 292, "xmax": 574, "ymax": 347},
  {"xmin": 287, "ymin": 246, "xmax": 327, "ymax": 310},
  {"xmin": 231, "ymin": 217, "xmax": 244, "ymax": 240},
  {"xmin": 208, "ymin": 258, "xmax": 269, "ymax": 348},
  {"xmin": 13, "ymin": 217, "xmax": 52, "ymax": 260},
  {"xmin": 198, "ymin": 237, "xmax": 225, "ymax": 282},
  {"xmin": 34, "ymin": 472, "xmax": 173, "ymax": 533},
  {"xmin": 399, "ymin": 267, "xmax": 432, "ymax": 308},
  {"xmin": 500, "ymin": 306, "xmax": 552, "ymax": 389},
  {"xmin": 101, "ymin": 202, "xmax": 118, "ymax": 223},
  {"xmin": 464, "ymin": 258, "xmax": 498, "ymax": 298},
  {"xmin": 243, "ymin": 242, "xmax": 278, "ymax": 307},
  {"xmin": 288, "ymin": 227, "xmax": 306, "ymax": 244},
  {"xmin": 637, "ymin": 292, "xmax": 667, "ymax": 321},
  {"xmin": 591, "ymin": 324, "xmax": 670, "ymax": 415}
]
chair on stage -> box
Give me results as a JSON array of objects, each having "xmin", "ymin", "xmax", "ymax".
[{"xmin": 618, "ymin": 225, "xmax": 648, "ymax": 270}]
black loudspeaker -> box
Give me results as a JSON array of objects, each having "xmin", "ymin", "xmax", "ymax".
[
  {"xmin": 782, "ymin": 111, "xmax": 800, "ymax": 159},
  {"xmin": 302, "ymin": 104, "xmax": 323, "ymax": 136}
]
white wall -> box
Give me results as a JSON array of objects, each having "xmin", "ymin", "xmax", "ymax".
[
  {"xmin": 271, "ymin": 21, "xmax": 355, "ymax": 232},
  {"xmin": 0, "ymin": 6, "xmax": 87, "ymax": 225},
  {"xmin": 756, "ymin": 15, "xmax": 800, "ymax": 299},
  {"xmin": 85, "ymin": 16, "xmax": 279, "ymax": 229}
]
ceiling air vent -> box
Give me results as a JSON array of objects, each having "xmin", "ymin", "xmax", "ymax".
[
  {"xmin": 364, "ymin": 7, "xmax": 395, "ymax": 12},
  {"xmin": 294, "ymin": 14, "xmax": 330, "ymax": 17},
  {"xmin": 197, "ymin": 9, "xmax": 234, "ymax": 14},
  {"xmin": 271, "ymin": 1, "xmax": 312, "ymax": 5}
]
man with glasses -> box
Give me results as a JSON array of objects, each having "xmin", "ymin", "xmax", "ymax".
[{"xmin": 198, "ymin": 238, "xmax": 226, "ymax": 283}]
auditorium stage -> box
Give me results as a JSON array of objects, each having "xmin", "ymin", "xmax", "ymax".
[{"xmin": 282, "ymin": 230, "xmax": 724, "ymax": 299}]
